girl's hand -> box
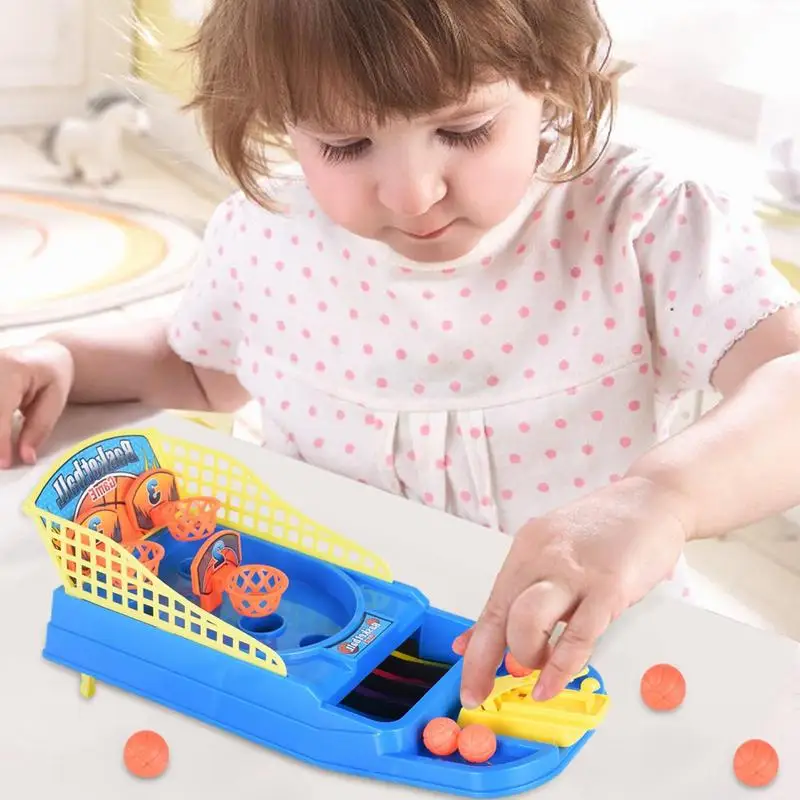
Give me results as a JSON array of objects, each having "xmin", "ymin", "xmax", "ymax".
[
  {"xmin": 0, "ymin": 341, "xmax": 74, "ymax": 468},
  {"xmin": 454, "ymin": 476, "xmax": 694, "ymax": 708}
]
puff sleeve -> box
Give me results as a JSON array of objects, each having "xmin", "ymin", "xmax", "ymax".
[
  {"xmin": 635, "ymin": 180, "xmax": 799, "ymax": 395},
  {"xmin": 167, "ymin": 197, "xmax": 248, "ymax": 375}
]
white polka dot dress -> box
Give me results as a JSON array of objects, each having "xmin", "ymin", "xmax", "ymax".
[{"xmin": 168, "ymin": 140, "xmax": 799, "ymax": 583}]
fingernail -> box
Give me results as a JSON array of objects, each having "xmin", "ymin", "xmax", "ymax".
[
  {"xmin": 532, "ymin": 682, "xmax": 547, "ymax": 701},
  {"xmin": 461, "ymin": 692, "xmax": 478, "ymax": 709},
  {"xmin": 22, "ymin": 446, "xmax": 37, "ymax": 465}
]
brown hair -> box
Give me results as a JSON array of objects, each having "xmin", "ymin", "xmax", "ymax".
[{"xmin": 184, "ymin": 0, "xmax": 618, "ymax": 209}]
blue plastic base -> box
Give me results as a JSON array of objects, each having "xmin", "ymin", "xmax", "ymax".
[{"xmin": 42, "ymin": 574, "xmax": 602, "ymax": 798}]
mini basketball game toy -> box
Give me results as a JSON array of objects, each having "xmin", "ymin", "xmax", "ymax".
[{"xmin": 23, "ymin": 425, "xmax": 612, "ymax": 798}]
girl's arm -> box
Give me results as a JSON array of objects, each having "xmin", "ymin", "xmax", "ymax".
[
  {"xmin": 627, "ymin": 305, "xmax": 800, "ymax": 539},
  {"xmin": 46, "ymin": 317, "xmax": 249, "ymax": 412}
]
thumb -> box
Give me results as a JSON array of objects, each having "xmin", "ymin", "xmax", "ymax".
[
  {"xmin": 18, "ymin": 383, "xmax": 67, "ymax": 464},
  {"xmin": 452, "ymin": 626, "xmax": 474, "ymax": 656}
]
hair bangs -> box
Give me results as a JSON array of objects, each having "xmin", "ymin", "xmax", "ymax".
[{"xmin": 186, "ymin": 0, "xmax": 616, "ymax": 208}]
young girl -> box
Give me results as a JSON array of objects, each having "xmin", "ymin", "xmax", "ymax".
[{"xmin": 3, "ymin": 0, "xmax": 800, "ymax": 710}]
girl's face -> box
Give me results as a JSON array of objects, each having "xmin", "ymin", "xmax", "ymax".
[{"xmin": 289, "ymin": 81, "xmax": 544, "ymax": 263}]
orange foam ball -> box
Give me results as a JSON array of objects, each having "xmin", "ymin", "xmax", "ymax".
[
  {"xmin": 504, "ymin": 652, "xmax": 532, "ymax": 678},
  {"xmin": 640, "ymin": 663, "xmax": 686, "ymax": 711},
  {"xmin": 123, "ymin": 730, "xmax": 169, "ymax": 779},
  {"xmin": 734, "ymin": 739, "xmax": 779, "ymax": 788},
  {"xmin": 458, "ymin": 724, "xmax": 497, "ymax": 764},
  {"xmin": 423, "ymin": 717, "xmax": 460, "ymax": 756}
]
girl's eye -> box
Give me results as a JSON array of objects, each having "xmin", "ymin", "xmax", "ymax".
[
  {"xmin": 319, "ymin": 139, "xmax": 370, "ymax": 164},
  {"xmin": 437, "ymin": 121, "xmax": 495, "ymax": 150}
]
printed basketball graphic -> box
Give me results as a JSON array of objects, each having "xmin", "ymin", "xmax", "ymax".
[
  {"xmin": 126, "ymin": 469, "xmax": 179, "ymax": 532},
  {"xmin": 77, "ymin": 507, "xmax": 130, "ymax": 545},
  {"xmin": 75, "ymin": 474, "xmax": 137, "ymax": 543}
]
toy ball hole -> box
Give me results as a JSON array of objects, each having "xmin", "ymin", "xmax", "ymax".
[
  {"xmin": 178, "ymin": 558, "xmax": 193, "ymax": 580},
  {"xmin": 299, "ymin": 634, "xmax": 328, "ymax": 648},
  {"xmin": 240, "ymin": 613, "xmax": 285, "ymax": 637}
]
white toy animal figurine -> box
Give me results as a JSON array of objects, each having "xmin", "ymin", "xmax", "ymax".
[{"xmin": 41, "ymin": 92, "xmax": 151, "ymax": 186}]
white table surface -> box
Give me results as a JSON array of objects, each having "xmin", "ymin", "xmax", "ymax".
[{"xmin": 1, "ymin": 405, "xmax": 798, "ymax": 799}]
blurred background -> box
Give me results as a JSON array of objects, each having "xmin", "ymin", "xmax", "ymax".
[{"xmin": 0, "ymin": 0, "xmax": 798, "ymax": 639}]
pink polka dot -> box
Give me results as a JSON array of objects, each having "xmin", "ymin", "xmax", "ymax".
[
  {"xmin": 345, "ymin": 443, "xmax": 355, "ymax": 454},
  {"xmin": 331, "ymin": 335, "xmax": 340, "ymax": 346},
  {"xmin": 345, "ymin": 369, "xmax": 355, "ymax": 380},
  {"xmin": 315, "ymin": 361, "xmax": 326, "ymax": 372},
  {"xmin": 308, "ymin": 405, "xmax": 317, "ymax": 417},
  {"xmin": 480, "ymin": 314, "xmax": 492, "ymax": 325},
  {"xmin": 602, "ymin": 376, "xmax": 615, "ymax": 387},
  {"xmin": 724, "ymin": 318, "xmax": 737, "ymax": 330},
  {"xmin": 519, "ymin": 422, "xmax": 530, "ymax": 433},
  {"xmin": 280, "ymin": 400, "xmax": 290, "ymax": 411},
  {"xmin": 450, "ymin": 381, "xmax": 461, "ymax": 393},
  {"xmin": 644, "ymin": 232, "xmax": 655, "ymax": 245},
  {"xmin": 301, "ymin": 327, "xmax": 310, "ymax": 338},
  {"xmin": 396, "ymin": 348, "xmax": 407, "ymax": 360},
  {"xmin": 574, "ymin": 477, "xmax": 585, "ymax": 488},
  {"xmin": 698, "ymin": 342, "xmax": 708, "ymax": 354},
  {"xmin": 318, "ymin": 301, "xmax": 328, "ymax": 312},
  {"xmin": 423, "ymin": 492, "xmax": 434, "ymax": 504},
  {"xmin": 582, "ymin": 444, "xmax": 594, "ymax": 455},
  {"xmin": 422, "ymin": 290, "xmax": 435, "ymax": 300},
  {"xmin": 376, "ymin": 377, "xmax": 388, "ymax": 388},
  {"xmin": 501, "ymin": 342, "xmax": 514, "ymax": 354},
  {"xmin": 631, "ymin": 344, "xmax": 644, "ymax": 356},
  {"xmin": 485, "ymin": 426, "xmax": 494, "ymax": 437},
  {"xmin": 518, "ymin": 305, "xmax": 531, "ymax": 318},
  {"xmin": 550, "ymin": 238, "xmax": 562, "ymax": 249},
  {"xmin": 487, "ymin": 375, "xmax": 499, "ymax": 386},
  {"xmin": 545, "ymin": 449, "xmax": 557, "ymax": 460},
  {"xmin": 212, "ymin": 310, "xmax": 222, "ymax": 322},
  {"xmin": 460, "ymin": 490, "xmax": 472, "ymax": 503},
  {"xmin": 276, "ymin": 321, "xmax": 286, "ymax": 332},
  {"xmin": 313, "ymin": 438, "xmax": 324, "ymax": 448},
  {"xmin": 407, "ymin": 450, "xmax": 417, "ymax": 461},
  {"xmin": 363, "ymin": 344, "xmax": 373, "ymax": 355},
  {"xmin": 251, "ymin": 361, "xmax": 259, "ymax": 374},
  {"xmin": 605, "ymin": 318, "xmax": 616, "ymax": 330},
  {"xmin": 469, "ymin": 427, "xmax": 482, "ymax": 439},
  {"xmin": 516, "ymin": 243, "xmax": 527, "ymax": 255},
  {"xmin": 501, "ymin": 489, "xmax": 514, "ymax": 500},
  {"xmin": 669, "ymin": 250, "xmax": 682, "ymax": 263},
  {"xmin": 591, "ymin": 410, "xmax": 604, "ymax": 421},
  {"xmin": 360, "ymin": 281, "xmax": 370, "ymax": 292},
  {"xmin": 460, "ymin": 287, "xmax": 472, "ymax": 298},
  {"xmin": 555, "ymin": 418, "xmax": 567, "ymax": 429},
  {"xmin": 559, "ymin": 359, "xmax": 570, "ymax": 371},
  {"xmin": 428, "ymin": 353, "xmax": 440, "ymax": 364},
  {"xmin": 594, "ymin": 254, "xmax": 605, "ymax": 266},
  {"xmin": 620, "ymin": 436, "xmax": 632, "ymax": 448},
  {"xmin": 593, "ymin": 353, "xmax": 605, "ymax": 365},
  {"xmin": 570, "ymin": 266, "xmax": 582, "ymax": 279},
  {"xmin": 436, "ymin": 456, "xmax": 451, "ymax": 470},
  {"xmin": 582, "ymin": 290, "xmax": 591, "ymax": 301},
  {"xmin": 722, "ymin": 284, "xmax": 735, "ymax": 295},
  {"xmin": 538, "ymin": 334, "xmax": 549, "ymax": 346},
  {"xmin": 463, "ymin": 349, "xmax": 474, "ymax": 361},
  {"xmin": 509, "ymin": 454, "xmax": 522, "ymax": 464},
  {"xmin": 538, "ymin": 483, "xmax": 550, "ymax": 493},
  {"xmin": 596, "ymin": 194, "xmax": 606, "ymax": 205},
  {"xmin": 496, "ymin": 279, "xmax": 508, "ymax": 291},
  {"xmin": 380, "ymin": 313, "xmax": 391, "ymax": 326},
  {"xmin": 442, "ymin": 320, "xmax": 453, "ymax": 331},
  {"xmin": 554, "ymin": 299, "xmax": 567, "ymax": 311},
  {"xmin": 336, "ymin": 410, "xmax": 345, "ymax": 421},
  {"xmin": 480, "ymin": 496, "xmax": 492, "ymax": 507},
  {"xmin": 413, "ymin": 383, "xmax": 425, "ymax": 395},
  {"xmin": 523, "ymin": 368, "xmax": 535, "ymax": 379},
  {"xmin": 566, "ymin": 209, "xmax": 576, "ymax": 220}
]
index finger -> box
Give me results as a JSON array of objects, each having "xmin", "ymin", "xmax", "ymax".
[{"xmin": 0, "ymin": 382, "xmax": 23, "ymax": 469}]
